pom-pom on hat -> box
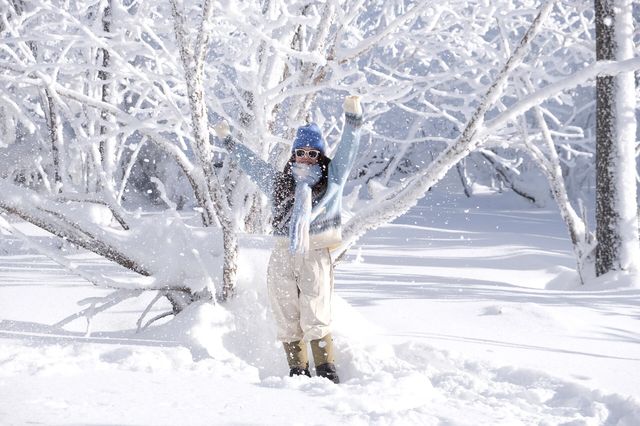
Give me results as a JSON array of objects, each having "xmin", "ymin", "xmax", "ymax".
[{"xmin": 292, "ymin": 123, "xmax": 327, "ymax": 155}]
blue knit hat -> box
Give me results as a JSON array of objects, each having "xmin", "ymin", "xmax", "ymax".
[{"xmin": 292, "ymin": 123, "xmax": 327, "ymax": 155}]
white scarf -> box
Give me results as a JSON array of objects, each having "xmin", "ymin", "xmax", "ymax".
[{"xmin": 289, "ymin": 163, "xmax": 322, "ymax": 256}]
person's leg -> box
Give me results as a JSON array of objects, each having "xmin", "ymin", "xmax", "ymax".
[
  {"xmin": 267, "ymin": 243, "xmax": 306, "ymax": 375},
  {"xmin": 310, "ymin": 333, "xmax": 335, "ymax": 365},
  {"xmin": 297, "ymin": 248, "xmax": 340, "ymax": 383},
  {"xmin": 283, "ymin": 340, "xmax": 310, "ymax": 377},
  {"xmin": 297, "ymin": 248, "xmax": 333, "ymax": 340},
  {"xmin": 310, "ymin": 334, "xmax": 339, "ymax": 383}
]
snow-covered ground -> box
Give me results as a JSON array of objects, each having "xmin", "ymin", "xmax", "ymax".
[{"xmin": 1, "ymin": 188, "xmax": 639, "ymax": 425}]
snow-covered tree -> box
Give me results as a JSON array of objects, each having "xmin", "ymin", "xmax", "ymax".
[{"xmin": 594, "ymin": 0, "xmax": 639, "ymax": 276}]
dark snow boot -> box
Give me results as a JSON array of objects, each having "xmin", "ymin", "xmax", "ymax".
[
  {"xmin": 289, "ymin": 365, "xmax": 311, "ymax": 377},
  {"xmin": 315, "ymin": 363, "xmax": 340, "ymax": 384},
  {"xmin": 310, "ymin": 334, "xmax": 339, "ymax": 383},
  {"xmin": 283, "ymin": 340, "xmax": 310, "ymax": 378}
]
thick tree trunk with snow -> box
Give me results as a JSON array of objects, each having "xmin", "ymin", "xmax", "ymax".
[
  {"xmin": 221, "ymin": 230, "xmax": 238, "ymax": 300},
  {"xmin": 171, "ymin": 0, "xmax": 237, "ymax": 299},
  {"xmin": 594, "ymin": 0, "xmax": 639, "ymax": 275}
]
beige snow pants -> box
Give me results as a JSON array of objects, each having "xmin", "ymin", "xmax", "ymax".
[{"xmin": 267, "ymin": 238, "xmax": 334, "ymax": 342}]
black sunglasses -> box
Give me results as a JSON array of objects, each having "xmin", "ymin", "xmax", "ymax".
[{"xmin": 295, "ymin": 149, "xmax": 320, "ymax": 159}]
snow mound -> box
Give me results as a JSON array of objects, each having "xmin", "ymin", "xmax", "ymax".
[
  {"xmin": 175, "ymin": 253, "xmax": 640, "ymax": 424},
  {"xmin": 2, "ymin": 231, "xmax": 640, "ymax": 424},
  {"xmin": 581, "ymin": 270, "xmax": 640, "ymax": 290},
  {"xmin": 547, "ymin": 266, "xmax": 640, "ymax": 291}
]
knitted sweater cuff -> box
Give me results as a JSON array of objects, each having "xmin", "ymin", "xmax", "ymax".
[
  {"xmin": 223, "ymin": 135, "xmax": 235, "ymax": 150},
  {"xmin": 345, "ymin": 112, "xmax": 363, "ymax": 128}
]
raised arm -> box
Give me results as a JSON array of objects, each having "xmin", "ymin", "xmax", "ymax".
[
  {"xmin": 214, "ymin": 121, "xmax": 278, "ymax": 196},
  {"xmin": 328, "ymin": 96, "xmax": 364, "ymax": 186}
]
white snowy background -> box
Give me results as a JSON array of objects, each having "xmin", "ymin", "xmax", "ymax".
[{"xmin": 1, "ymin": 0, "xmax": 640, "ymax": 424}]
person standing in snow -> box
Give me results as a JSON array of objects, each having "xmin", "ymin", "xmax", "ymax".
[{"xmin": 214, "ymin": 95, "xmax": 363, "ymax": 384}]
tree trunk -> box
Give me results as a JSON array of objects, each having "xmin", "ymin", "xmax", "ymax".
[
  {"xmin": 171, "ymin": 0, "xmax": 238, "ymax": 299},
  {"xmin": 594, "ymin": 0, "xmax": 639, "ymax": 275},
  {"xmin": 44, "ymin": 90, "xmax": 65, "ymax": 193},
  {"xmin": 221, "ymin": 230, "xmax": 238, "ymax": 300},
  {"xmin": 522, "ymin": 92, "xmax": 590, "ymax": 283},
  {"xmin": 98, "ymin": 0, "xmax": 118, "ymax": 191},
  {"xmin": 98, "ymin": 1, "xmax": 112, "ymax": 159}
]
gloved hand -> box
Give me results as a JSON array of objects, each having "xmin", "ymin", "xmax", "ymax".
[
  {"xmin": 214, "ymin": 120, "xmax": 230, "ymax": 139},
  {"xmin": 291, "ymin": 163, "xmax": 322, "ymax": 187},
  {"xmin": 344, "ymin": 95, "xmax": 362, "ymax": 116},
  {"xmin": 214, "ymin": 120, "xmax": 233, "ymax": 149}
]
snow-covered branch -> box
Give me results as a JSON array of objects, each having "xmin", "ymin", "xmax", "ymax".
[
  {"xmin": 343, "ymin": 0, "xmax": 556, "ymax": 245},
  {"xmin": 0, "ymin": 179, "xmax": 150, "ymax": 275},
  {"xmin": 484, "ymin": 56, "xmax": 640, "ymax": 136}
]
